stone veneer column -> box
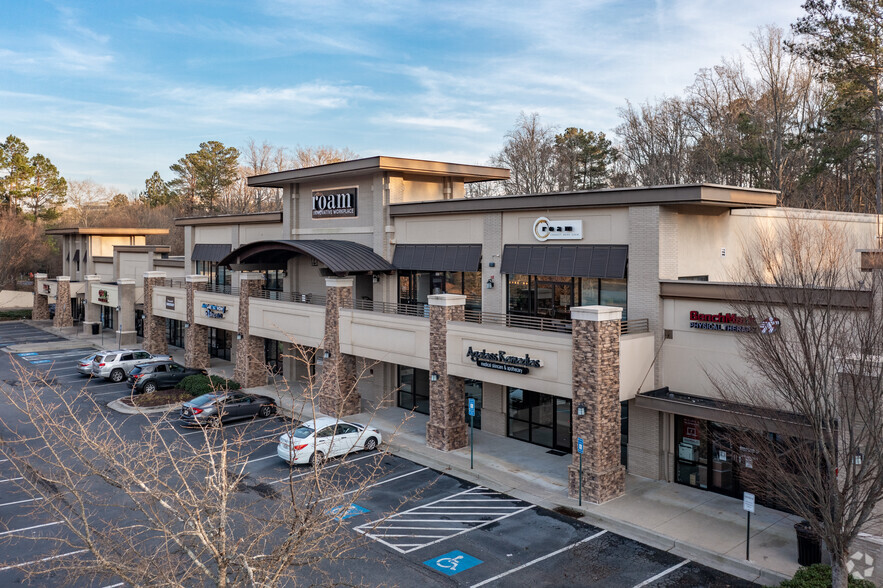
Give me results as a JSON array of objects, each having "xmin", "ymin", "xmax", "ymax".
[
  {"xmin": 318, "ymin": 277, "xmax": 359, "ymax": 417},
  {"xmin": 233, "ymin": 273, "xmax": 267, "ymax": 388},
  {"xmin": 568, "ymin": 305, "xmax": 626, "ymax": 504},
  {"xmin": 142, "ymin": 271, "xmax": 168, "ymax": 355},
  {"xmin": 426, "ymin": 294, "xmax": 467, "ymax": 452},
  {"xmin": 82, "ymin": 275, "xmax": 101, "ymax": 335},
  {"xmin": 184, "ymin": 275, "xmax": 210, "ymax": 370},
  {"xmin": 117, "ymin": 278, "xmax": 137, "ymax": 347},
  {"xmin": 32, "ymin": 273, "xmax": 49, "ymax": 320},
  {"xmin": 53, "ymin": 277, "xmax": 73, "ymax": 328}
]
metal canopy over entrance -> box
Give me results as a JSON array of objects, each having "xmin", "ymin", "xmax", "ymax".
[
  {"xmin": 392, "ymin": 244, "xmax": 482, "ymax": 272},
  {"xmin": 501, "ymin": 244, "xmax": 628, "ymax": 279},
  {"xmin": 219, "ymin": 240, "xmax": 396, "ymax": 276}
]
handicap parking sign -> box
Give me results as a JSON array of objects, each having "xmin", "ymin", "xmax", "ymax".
[
  {"xmin": 325, "ymin": 503, "xmax": 369, "ymax": 520},
  {"xmin": 424, "ymin": 550, "xmax": 483, "ymax": 576},
  {"xmin": 468, "ymin": 398, "xmax": 476, "ymax": 417}
]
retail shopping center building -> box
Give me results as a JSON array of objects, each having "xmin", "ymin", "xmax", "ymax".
[{"xmin": 33, "ymin": 156, "xmax": 878, "ymax": 505}]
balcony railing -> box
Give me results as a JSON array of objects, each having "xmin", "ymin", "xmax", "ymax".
[
  {"xmin": 253, "ymin": 290, "xmax": 327, "ymax": 306},
  {"xmin": 160, "ymin": 278, "xmax": 186, "ymax": 288},
  {"xmin": 350, "ymin": 299, "xmax": 428, "ymax": 317},
  {"xmin": 203, "ymin": 283, "xmax": 238, "ymax": 296},
  {"xmin": 463, "ymin": 310, "xmax": 650, "ymax": 335}
]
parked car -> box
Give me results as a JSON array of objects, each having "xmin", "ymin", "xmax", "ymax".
[
  {"xmin": 180, "ymin": 392, "xmax": 277, "ymax": 427},
  {"xmin": 276, "ymin": 416, "xmax": 382, "ymax": 466},
  {"xmin": 76, "ymin": 352, "xmax": 104, "ymax": 376},
  {"xmin": 127, "ymin": 361, "xmax": 207, "ymax": 394},
  {"xmin": 91, "ymin": 349, "xmax": 173, "ymax": 383}
]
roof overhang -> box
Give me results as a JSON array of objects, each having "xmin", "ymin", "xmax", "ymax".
[
  {"xmin": 45, "ymin": 228, "xmax": 169, "ymax": 236},
  {"xmin": 174, "ymin": 211, "xmax": 283, "ymax": 227},
  {"xmin": 219, "ymin": 240, "xmax": 396, "ymax": 276},
  {"xmin": 248, "ymin": 156, "xmax": 510, "ymax": 188}
]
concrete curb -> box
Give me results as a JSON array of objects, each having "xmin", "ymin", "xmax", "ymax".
[{"xmin": 107, "ymin": 398, "xmax": 182, "ymax": 415}]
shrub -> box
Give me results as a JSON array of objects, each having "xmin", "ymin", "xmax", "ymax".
[
  {"xmin": 178, "ymin": 374, "xmax": 241, "ymax": 396},
  {"xmin": 778, "ymin": 564, "xmax": 876, "ymax": 588}
]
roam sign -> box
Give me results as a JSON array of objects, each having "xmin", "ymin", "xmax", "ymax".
[{"xmin": 312, "ymin": 187, "xmax": 357, "ymax": 219}]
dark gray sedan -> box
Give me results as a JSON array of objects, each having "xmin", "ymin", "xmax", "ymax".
[
  {"xmin": 180, "ymin": 392, "xmax": 277, "ymax": 427},
  {"xmin": 127, "ymin": 361, "xmax": 207, "ymax": 394}
]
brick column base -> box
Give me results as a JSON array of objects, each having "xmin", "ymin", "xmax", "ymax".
[
  {"xmin": 568, "ymin": 464, "xmax": 625, "ymax": 504},
  {"xmin": 142, "ymin": 272, "xmax": 168, "ymax": 355},
  {"xmin": 54, "ymin": 278, "xmax": 73, "ymax": 328},
  {"xmin": 426, "ymin": 294, "xmax": 467, "ymax": 452},
  {"xmin": 32, "ymin": 274, "xmax": 49, "ymax": 320}
]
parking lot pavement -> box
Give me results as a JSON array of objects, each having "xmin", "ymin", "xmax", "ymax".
[{"xmin": 0, "ymin": 322, "xmax": 62, "ymax": 348}]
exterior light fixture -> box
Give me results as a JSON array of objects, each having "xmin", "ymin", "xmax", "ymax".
[
  {"xmin": 576, "ymin": 404, "xmax": 586, "ymax": 417},
  {"xmin": 323, "ymin": 350, "xmax": 331, "ymax": 359},
  {"xmin": 485, "ymin": 276, "xmax": 495, "ymax": 289},
  {"xmin": 236, "ymin": 333, "xmax": 243, "ymax": 340},
  {"xmin": 430, "ymin": 371, "xmax": 439, "ymax": 382},
  {"xmin": 184, "ymin": 322, "xmax": 190, "ymax": 329},
  {"xmin": 372, "ymin": 275, "xmax": 381, "ymax": 284},
  {"xmin": 115, "ymin": 305, "xmax": 121, "ymax": 312}
]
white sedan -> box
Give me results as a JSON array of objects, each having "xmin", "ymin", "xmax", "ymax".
[{"xmin": 277, "ymin": 416, "xmax": 382, "ymax": 465}]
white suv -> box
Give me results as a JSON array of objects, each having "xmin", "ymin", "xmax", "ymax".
[{"xmin": 91, "ymin": 349, "xmax": 173, "ymax": 382}]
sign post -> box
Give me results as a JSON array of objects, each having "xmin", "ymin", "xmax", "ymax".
[
  {"xmin": 577, "ymin": 437, "xmax": 584, "ymax": 506},
  {"xmin": 743, "ymin": 492, "xmax": 755, "ymax": 560},
  {"xmin": 468, "ymin": 398, "xmax": 476, "ymax": 470}
]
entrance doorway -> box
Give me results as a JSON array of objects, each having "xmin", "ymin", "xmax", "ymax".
[
  {"xmin": 535, "ymin": 280, "xmax": 573, "ymax": 320},
  {"xmin": 507, "ymin": 388, "xmax": 571, "ymax": 452}
]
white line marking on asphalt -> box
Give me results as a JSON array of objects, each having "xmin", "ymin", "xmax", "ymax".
[
  {"xmin": 270, "ymin": 453, "xmax": 378, "ymax": 484},
  {"xmin": 631, "ymin": 559, "xmax": 690, "ymax": 588},
  {"xmin": 239, "ymin": 454, "xmax": 278, "ymax": 465},
  {"xmin": 317, "ymin": 467, "xmax": 430, "ymax": 503},
  {"xmin": 0, "ymin": 498, "xmax": 43, "ymax": 508},
  {"xmin": 354, "ymin": 485, "xmax": 533, "ymax": 554},
  {"xmin": 0, "ymin": 477, "xmax": 23, "ymax": 483},
  {"xmin": 101, "ymin": 583, "xmax": 125, "ymax": 588},
  {"xmin": 0, "ymin": 459, "xmax": 9, "ymax": 463},
  {"xmin": 0, "ymin": 521, "xmax": 62, "ymax": 537},
  {"xmin": 180, "ymin": 420, "xmax": 261, "ymax": 436},
  {"xmin": 0, "ymin": 549, "xmax": 87, "ymax": 572},
  {"xmin": 470, "ymin": 530, "xmax": 608, "ymax": 587}
]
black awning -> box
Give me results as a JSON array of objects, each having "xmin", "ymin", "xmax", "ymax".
[
  {"xmin": 191, "ymin": 243, "xmax": 232, "ymax": 262},
  {"xmin": 218, "ymin": 240, "xmax": 396, "ymax": 276},
  {"xmin": 73, "ymin": 250, "xmax": 80, "ymax": 263},
  {"xmin": 501, "ymin": 244, "xmax": 628, "ymax": 279},
  {"xmin": 393, "ymin": 244, "xmax": 481, "ymax": 272}
]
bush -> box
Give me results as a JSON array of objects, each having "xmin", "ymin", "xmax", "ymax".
[
  {"xmin": 178, "ymin": 374, "xmax": 241, "ymax": 396},
  {"xmin": 0, "ymin": 309, "xmax": 31, "ymax": 321},
  {"xmin": 778, "ymin": 564, "xmax": 876, "ymax": 587}
]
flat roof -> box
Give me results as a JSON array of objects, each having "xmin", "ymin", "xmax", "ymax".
[
  {"xmin": 247, "ymin": 156, "xmax": 510, "ymax": 188},
  {"xmin": 45, "ymin": 227, "xmax": 169, "ymax": 236},
  {"xmin": 389, "ymin": 184, "xmax": 778, "ymax": 216},
  {"xmin": 114, "ymin": 245, "xmax": 171, "ymax": 253},
  {"xmin": 175, "ymin": 211, "xmax": 282, "ymax": 227}
]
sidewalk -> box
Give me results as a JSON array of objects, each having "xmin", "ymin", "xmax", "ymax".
[{"xmin": 30, "ymin": 321, "xmax": 796, "ymax": 585}]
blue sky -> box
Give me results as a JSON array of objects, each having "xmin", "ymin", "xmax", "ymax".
[{"xmin": 2, "ymin": 0, "xmax": 806, "ymax": 195}]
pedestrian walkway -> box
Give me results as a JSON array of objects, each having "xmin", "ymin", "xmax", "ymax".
[{"xmin": 26, "ymin": 320, "xmax": 798, "ymax": 585}]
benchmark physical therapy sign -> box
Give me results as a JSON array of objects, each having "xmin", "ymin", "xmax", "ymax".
[
  {"xmin": 312, "ymin": 187, "xmax": 357, "ymax": 219},
  {"xmin": 689, "ymin": 310, "xmax": 780, "ymax": 334},
  {"xmin": 466, "ymin": 347, "xmax": 542, "ymax": 375}
]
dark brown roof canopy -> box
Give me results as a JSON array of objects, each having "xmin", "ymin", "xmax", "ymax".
[
  {"xmin": 501, "ymin": 244, "xmax": 628, "ymax": 279},
  {"xmin": 219, "ymin": 240, "xmax": 396, "ymax": 276},
  {"xmin": 393, "ymin": 244, "xmax": 481, "ymax": 272},
  {"xmin": 191, "ymin": 243, "xmax": 232, "ymax": 262}
]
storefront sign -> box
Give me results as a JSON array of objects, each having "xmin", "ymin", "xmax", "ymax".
[
  {"xmin": 98, "ymin": 289, "xmax": 109, "ymax": 303},
  {"xmin": 465, "ymin": 347, "xmax": 541, "ymax": 375},
  {"xmin": 42, "ymin": 283, "xmax": 50, "ymax": 294},
  {"xmin": 165, "ymin": 296, "xmax": 176, "ymax": 310},
  {"xmin": 533, "ymin": 217, "xmax": 583, "ymax": 241},
  {"xmin": 312, "ymin": 187, "xmax": 357, "ymax": 219},
  {"xmin": 202, "ymin": 303, "xmax": 227, "ymax": 319},
  {"xmin": 689, "ymin": 310, "xmax": 780, "ymax": 334}
]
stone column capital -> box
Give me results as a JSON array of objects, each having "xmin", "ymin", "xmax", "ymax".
[
  {"xmin": 428, "ymin": 294, "xmax": 467, "ymax": 307},
  {"xmin": 84, "ymin": 274, "xmax": 101, "ymax": 282},
  {"xmin": 325, "ymin": 276, "xmax": 354, "ymax": 288},
  {"xmin": 34, "ymin": 273, "xmax": 47, "ymax": 280},
  {"xmin": 186, "ymin": 274, "xmax": 209, "ymax": 283},
  {"xmin": 239, "ymin": 272, "xmax": 265, "ymax": 282},
  {"xmin": 143, "ymin": 271, "xmax": 167, "ymax": 279},
  {"xmin": 56, "ymin": 276, "xmax": 71, "ymax": 282},
  {"xmin": 571, "ymin": 305, "xmax": 623, "ymax": 322},
  {"xmin": 116, "ymin": 278, "xmax": 136, "ymax": 286}
]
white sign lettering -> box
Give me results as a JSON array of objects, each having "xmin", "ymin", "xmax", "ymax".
[{"xmin": 533, "ymin": 217, "xmax": 583, "ymax": 241}]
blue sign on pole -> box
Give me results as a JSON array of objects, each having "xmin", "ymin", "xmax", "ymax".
[
  {"xmin": 424, "ymin": 550, "xmax": 483, "ymax": 576},
  {"xmin": 577, "ymin": 437, "xmax": 584, "ymax": 455},
  {"xmin": 468, "ymin": 398, "xmax": 476, "ymax": 417}
]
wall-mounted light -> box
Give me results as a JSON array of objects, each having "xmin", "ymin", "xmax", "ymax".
[
  {"xmin": 485, "ymin": 276, "xmax": 495, "ymax": 289},
  {"xmin": 323, "ymin": 350, "xmax": 331, "ymax": 359},
  {"xmin": 372, "ymin": 275, "xmax": 381, "ymax": 284},
  {"xmin": 115, "ymin": 305, "xmax": 121, "ymax": 312},
  {"xmin": 184, "ymin": 322, "xmax": 190, "ymax": 329},
  {"xmin": 488, "ymin": 261, "xmax": 496, "ymax": 268},
  {"xmin": 576, "ymin": 404, "xmax": 586, "ymax": 417},
  {"xmin": 430, "ymin": 371, "xmax": 439, "ymax": 382},
  {"xmin": 236, "ymin": 333, "xmax": 243, "ymax": 340},
  {"xmin": 311, "ymin": 258, "xmax": 319, "ymax": 267}
]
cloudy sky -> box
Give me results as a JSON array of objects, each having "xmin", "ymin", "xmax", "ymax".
[{"xmin": 2, "ymin": 0, "xmax": 806, "ymax": 194}]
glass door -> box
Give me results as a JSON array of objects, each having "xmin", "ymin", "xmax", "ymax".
[{"xmin": 535, "ymin": 280, "xmax": 573, "ymax": 320}]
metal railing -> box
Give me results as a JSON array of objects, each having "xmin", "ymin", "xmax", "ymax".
[
  {"xmin": 159, "ymin": 278, "xmax": 186, "ymax": 288},
  {"xmin": 463, "ymin": 310, "xmax": 650, "ymax": 335},
  {"xmin": 349, "ymin": 299, "xmax": 428, "ymax": 317},
  {"xmin": 621, "ymin": 318, "xmax": 649, "ymax": 335},
  {"xmin": 203, "ymin": 283, "xmax": 238, "ymax": 296},
  {"xmin": 253, "ymin": 290, "xmax": 327, "ymax": 306}
]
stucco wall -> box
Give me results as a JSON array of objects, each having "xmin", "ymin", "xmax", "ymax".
[
  {"xmin": 339, "ymin": 309, "xmax": 431, "ymax": 370},
  {"xmin": 192, "ymin": 291, "xmax": 238, "ymax": 331},
  {"xmin": 152, "ymin": 286, "xmax": 186, "ymax": 321},
  {"xmin": 248, "ymin": 298, "xmax": 325, "ymax": 349}
]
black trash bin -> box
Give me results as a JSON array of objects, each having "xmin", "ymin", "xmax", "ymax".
[
  {"xmin": 795, "ymin": 520, "xmax": 822, "ymax": 566},
  {"xmin": 91, "ymin": 323, "xmax": 99, "ymax": 336}
]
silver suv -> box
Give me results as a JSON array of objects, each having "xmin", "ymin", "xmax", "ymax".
[{"xmin": 91, "ymin": 349, "xmax": 173, "ymax": 382}]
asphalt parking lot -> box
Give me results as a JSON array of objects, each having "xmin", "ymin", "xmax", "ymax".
[{"xmin": 0, "ymin": 322, "xmax": 757, "ymax": 587}]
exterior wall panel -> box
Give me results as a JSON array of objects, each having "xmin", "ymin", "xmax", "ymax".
[
  {"xmin": 248, "ymin": 298, "xmax": 325, "ymax": 349},
  {"xmin": 339, "ymin": 309, "xmax": 430, "ymax": 370},
  {"xmin": 192, "ymin": 291, "xmax": 238, "ymax": 331},
  {"xmin": 152, "ymin": 286, "xmax": 186, "ymax": 321}
]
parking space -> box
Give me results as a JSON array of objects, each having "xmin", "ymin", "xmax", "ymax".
[{"xmin": 0, "ymin": 323, "xmax": 60, "ymax": 348}]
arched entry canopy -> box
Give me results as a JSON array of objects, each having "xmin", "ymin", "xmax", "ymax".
[{"xmin": 218, "ymin": 240, "xmax": 396, "ymax": 276}]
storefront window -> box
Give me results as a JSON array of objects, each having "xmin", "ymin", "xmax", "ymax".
[
  {"xmin": 100, "ymin": 306, "xmax": 114, "ymax": 329},
  {"xmin": 507, "ymin": 275, "xmax": 628, "ymax": 320},
  {"xmin": 398, "ymin": 270, "xmax": 481, "ymax": 310},
  {"xmin": 507, "ymin": 388, "xmax": 571, "ymax": 452},
  {"xmin": 209, "ymin": 328, "xmax": 231, "ymax": 361},
  {"xmin": 265, "ymin": 339, "xmax": 284, "ymax": 374},
  {"xmin": 600, "ymin": 278, "xmax": 627, "ymax": 319},
  {"xmin": 398, "ymin": 366, "xmax": 429, "ymax": 415},
  {"xmin": 166, "ymin": 318, "xmax": 184, "ymax": 348},
  {"xmin": 195, "ymin": 261, "xmax": 231, "ymax": 287},
  {"xmin": 262, "ymin": 269, "xmax": 284, "ymax": 292},
  {"xmin": 507, "ymin": 274, "xmax": 531, "ymax": 314}
]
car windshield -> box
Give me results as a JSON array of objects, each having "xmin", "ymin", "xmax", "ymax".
[
  {"xmin": 129, "ymin": 367, "xmax": 143, "ymax": 375},
  {"xmin": 291, "ymin": 425, "xmax": 315, "ymax": 439},
  {"xmin": 190, "ymin": 394, "xmax": 218, "ymax": 406}
]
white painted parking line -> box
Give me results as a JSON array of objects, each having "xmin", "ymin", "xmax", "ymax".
[
  {"xmin": 0, "ymin": 498, "xmax": 43, "ymax": 508},
  {"xmin": 0, "ymin": 549, "xmax": 87, "ymax": 572},
  {"xmin": 319, "ymin": 467, "xmax": 429, "ymax": 503},
  {"xmin": 0, "ymin": 521, "xmax": 62, "ymax": 537},
  {"xmin": 101, "ymin": 583, "xmax": 125, "ymax": 588},
  {"xmin": 0, "ymin": 477, "xmax": 23, "ymax": 483},
  {"xmin": 470, "ymin": 529, "xmax": 608, "ymax": 587},
  {"xmin": 269, "ymin": 453, "xmax": 379, "ymax": 484},
  {"xmin": 179, "ymin": 420, "xmax": 267, "ymax": 436},
  {"xmin": 354, "ymin": 484, "xmax": 533, "ymax": 554},
  {"xmin": 631, "ymin": 559, "xmax": 690, "ymax": 588}
]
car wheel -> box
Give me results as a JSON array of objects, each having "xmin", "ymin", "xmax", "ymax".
[
  {"xmin": 309, "ymin": 451, "xmax": 325, "ymax": 466},
  {"xmin": 258, "ymin": 405, "xmax": 274, "ymax": 418},
  {"xmin": 143, "ymin": 382, "xmax": 157, "ymax": 394},
  {"xmin": 364, "ymin": 437, "xmax": 378, "ymax": 451},
  {"xmin": 110, "ymin": 369, "xmax": 125, "ymax": 383}
]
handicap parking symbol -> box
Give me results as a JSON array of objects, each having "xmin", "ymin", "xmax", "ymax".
[
  {"xmin": 424, "ymin": 550, "xmax": 483, "ymax": 576},
  {"xmin": 325, "ymin": 503, "xmax": 369, "ymax": 520}
]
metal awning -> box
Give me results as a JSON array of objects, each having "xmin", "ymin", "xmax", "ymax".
[
  {"xmin": 73, "ymin": 249, "xmax": 80, "ymax": 263},
  {"xmin": 500, "ymin": 244, "xmax": 628, "ymax": 279},
  {"xmin": 218, "ymin": 240, "xmax": 396, "ymax": 276},
  {"xmin": 393, "ymin": 244, "xmax": 481, "ymax": 272},
  {"xmin": 191, "ymin": 243, "xmax": 233, "ymax": 262}
]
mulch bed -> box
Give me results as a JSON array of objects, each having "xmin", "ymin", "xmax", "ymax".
[{"xmin": 119, "ymin": 389, "xmax": 195, "ymax": 408}]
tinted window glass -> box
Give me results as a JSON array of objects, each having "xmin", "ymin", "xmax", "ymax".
[
  {"xmin": 191, "ymin": 394, "xmax": 217, "ymax": 406},
  {"xmin": 130, "ymin": 367, "xmax": 143, "ymax": 375},
  {"xmin": 153, "ymin": 365, "xmax": 167, "ymax": 373},
  {"xmin": 134, "ymin": 351, "xmax": 150, "ymax": 359},
  {"xmin": 121, "ymin": 354, "xmax": 134, "ymax": 361},
  {"xmin": 103, "ymin": 354, "xmax": 117, "ymax": 362},
  {"xmin": 317, "ymin": 426, "xmax": 335, "ymax": 438},
  {"xmin": 169, "ymin": 364, "xmax": 184, "ymax": 373},
  {"xmin": 292, "ymin": 425, "xmax": 314, "ymax": 439},
  {"xmin": 338, "ymin": 424, "xmax": 358, "ymax": 434}
]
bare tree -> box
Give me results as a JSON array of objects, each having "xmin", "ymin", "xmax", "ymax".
[
  {"xmin": 491, "ymin": 112, "xmax": 558, "ymax": 194},
  {"xmin": 65, "ymin": 179, "xmax": 112, "ymax": 227},
  {"xmin": 615, "ymin": 97, "xmax": 694, "ymax": 186},
  {"xmin": 0, "ymin": 346, "xmax": 404, "ymax": 586},
  {"xmin": 710, "ymin": 216, "xmax": 883, "ymax": 588}
]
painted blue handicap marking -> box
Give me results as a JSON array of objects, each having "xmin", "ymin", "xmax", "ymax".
[
  {"xmin": 325, "ymin": 503, "xmax": 369, "ymax": 520},
  {"xmin": 17, "ymin": 352, "xmax": 38, "ymax": 357},
  {"xmin": 424, "ymin": 550, "xmax": 482, "ymax": 576},
  {"xmin": 29, "ymin": 359, "xmax": 53, "ymax": 364}
]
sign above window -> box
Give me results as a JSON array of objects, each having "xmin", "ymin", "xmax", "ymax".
[
  {"xmin": 165, "ymin": 296, "xmax": 176, "ymax": 310},
  {"xmin": 466, "ymin": 346, "xmax": 542, "ymax": 375},
  {"xmin": 202, "ymin": 303, "xmax": 227, "ymax": 319},
  {"xmin": 312, "ymin": 187, "xmax": 357, "ymax": 219},
  {"xmin": 533, "ymin": 217, "xmax": 583, "ymax": 242},
  {"xmin": 689, "ymin": 310, "xmax": 780, "ymax": 334}
]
